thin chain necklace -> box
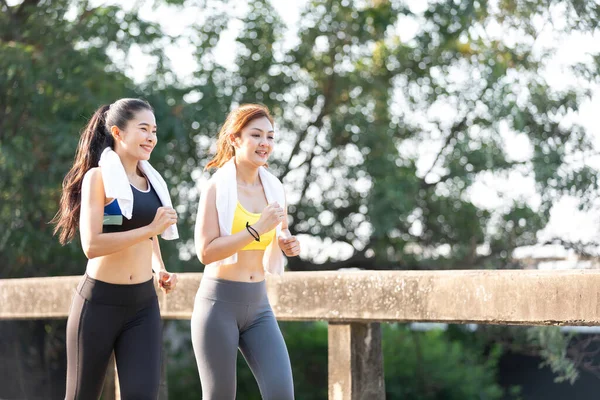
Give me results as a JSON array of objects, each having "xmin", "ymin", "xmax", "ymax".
[{"xmin": 237, "ymin": 180, "xmax": 261, "ymax": 188}]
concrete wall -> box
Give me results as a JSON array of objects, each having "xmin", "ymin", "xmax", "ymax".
[
  {"xmin": 2, "ymin": 270, "xmax": 600, "ymax": 325},
  {"xmin": 2, "ymin": 270, "xmax": 600, "ymax": 400}
]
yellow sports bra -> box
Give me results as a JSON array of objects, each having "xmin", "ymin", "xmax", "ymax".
[{"xmin": 232, "ymin": 201, "xmax": 276, "ymax": 251}]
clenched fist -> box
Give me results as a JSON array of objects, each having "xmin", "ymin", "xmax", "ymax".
[
  {"xmin": 157, "ymin": 270, "xmax": 178, "ymax": 294},
  {"xmin": 253, "ymin": 202, "xmax": 285, "ymax": 234},
  {"xmin": 278, "ymin": 230, "xmax": 300, "ymax": 257},
  {"xmin": 149, "ymin": 207, "xmax": 177, "ymax": 236}
]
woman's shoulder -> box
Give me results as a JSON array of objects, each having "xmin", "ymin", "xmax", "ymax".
[
  {"xmin": 205, "ymin": 168, "xmax": 221, "ymax": 185},
  {"xmin": 83, "ymin": 167, "xmax": 103, "ymax": 182},
  {"xmin": 204, "ymin": 177, "xmax": 218, "ymax": 190},
  {"xmin": 199, "ymin": 176, "xmax": 218, "ymax": 201},
  {"xmin": 82, "ymin": 167, "xmax": 104, "ymax": 191}
]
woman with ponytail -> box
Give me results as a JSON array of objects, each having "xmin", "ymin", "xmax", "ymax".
[
  {"xmin": 53, "ymin": 98, "xmax": 179, "ymax": 400},
  {"xmin": 192, "ymin": 104, "xmax": 300, "ymax": 399}
]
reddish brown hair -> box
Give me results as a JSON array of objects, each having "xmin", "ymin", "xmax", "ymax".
[{"xmin": 205, "ymin": 104, "xmax": 274, "ymax": 170}]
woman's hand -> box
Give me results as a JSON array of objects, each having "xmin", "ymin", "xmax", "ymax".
[
  {"xmin": 253, "ymin": 202, "xmax": 285, "ymax": 234},
  {"xmin": 157, "ymin": 270, "xmax": 178, "ymax": 294},
  {"xmin": 278, "ymin": 230, "xmax": 300, "ymax": 257},
  {"xmin": 149, "ymin": 207, "xmax": 178, "ymax": 236}
]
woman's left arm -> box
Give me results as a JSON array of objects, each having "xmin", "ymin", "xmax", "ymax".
[
  {"xmin": 152, "ymin": 236, "xmax": 178, "ymax": 294},
  {"xmin": 278, "ymin": 197, "xmax": 301, "ymax": 257}
]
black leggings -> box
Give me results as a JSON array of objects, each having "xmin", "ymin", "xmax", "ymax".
[{"xmin": 65, "ymin": 274, "xmax": 162, "ymax": 400}]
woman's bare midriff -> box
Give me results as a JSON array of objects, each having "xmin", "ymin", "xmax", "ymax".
[
  {"xmin": 85, "ymin": 239, "xmax": 154, "ymax": 284},
  {"xmin": 203, "ymin": 250, "xmax": 266, "ymax": 282}
]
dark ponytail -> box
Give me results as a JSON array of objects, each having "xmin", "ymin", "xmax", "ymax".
[{"xmin": 52, "ymin": 98, "xmax": 153, "ymax": 244}]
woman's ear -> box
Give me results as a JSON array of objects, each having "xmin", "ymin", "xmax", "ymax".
[
  {"xmin": 228, "ymin": 133, "xmax": 238, "ymax": 148},
  {"xmin": 110, "ymin": 125, "xmax": 121, "ymax": 141}
]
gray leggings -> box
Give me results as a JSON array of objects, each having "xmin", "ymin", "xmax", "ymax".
[{"xmin": 191, "ymin": 276, "xmax": 294, "ymax": 400}]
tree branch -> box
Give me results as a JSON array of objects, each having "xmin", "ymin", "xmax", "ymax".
[
  {"xmin": 1, "ymin": 0, "xmax": 15, "ymax": 18},
  {"xmin": 422, "ymin": 116, "xmax": 468, "ymax": 184},
  {"xmin": 280, "ymin": 72, "xmax": 336, "ymax": 180},
  {"xmin": 15, "ymin": 0, "xmax": 40, "ymax": 22},
  {"xmin": 541, "ymin": 237, "xmax": 600, "ymax": 259}
]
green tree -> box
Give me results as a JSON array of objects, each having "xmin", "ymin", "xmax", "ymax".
[
  {"xmin": 0, "ymin": 0, "xmax": 191, "ymax": 278},
  {"xmin": 0, "ymin": 1, "xmax": 194, "ymax": 398},
  {"xmin": 4, "ymin": 0, "xmax": 599, "ymax": 295},
  {"xmin": 383, "ymin": 324, "xmax": 514, "ymax": 399},
  {"xmin": 195, "ymin": 0, "xmax": 599, "ymax": 271},
  {"xmin": 2, "ymin": 0, "xmax": 600, "ymax": 398}
]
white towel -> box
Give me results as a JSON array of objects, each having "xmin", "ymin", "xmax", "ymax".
[
  {"xmin": 98, "ymin": 147, "xmax": 179, "ymax": 240},
  {"xmin": 205, "ymin": 158, "xmax": 286, "ymax": 275}
]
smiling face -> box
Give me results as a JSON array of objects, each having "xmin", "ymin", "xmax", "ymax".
[
  {"xmin": 231, "ymin": 116, "xmax": 274, "ymax": 167},
  {"xmin": 111, "ymin": 109, "xmax": 157, "ymax": 161}
]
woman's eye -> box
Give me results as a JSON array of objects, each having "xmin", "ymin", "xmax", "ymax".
[{"xmin": 268, "ymin": 136, "xmax": 274, "ymax": 140}]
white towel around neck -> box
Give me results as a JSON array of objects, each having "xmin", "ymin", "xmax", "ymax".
[
  {"xmin": 98, "ymin": 147, "xmax": 179, "ymax": 240},
  {"xmin": 205, "ymin": 157, "xmax": 286, "ymax": 275}
]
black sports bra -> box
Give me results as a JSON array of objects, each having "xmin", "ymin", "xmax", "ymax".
[{"xmin": 102, "ymin": 181, "xmax": 162, "ymax": 236}]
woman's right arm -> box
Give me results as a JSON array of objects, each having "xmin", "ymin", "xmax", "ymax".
[
  {"xmin": 194, "ymin": 181, "xmax": 255, "ymax": 265},
  {"xmin": 194, "ymin": 181, "xmax": 283, "ymax": 265},
  {"xmin": 79, "ymin": 168, "xmax": 176, "ymax": 259}
]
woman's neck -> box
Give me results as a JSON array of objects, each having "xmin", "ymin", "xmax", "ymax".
[
  {"xmin": 234, "ymin": 157, "xmax": 260, "ymax": 186},
  {"xmin": 114, "ymin": 148, "xmax": 140, "ymax": 180}
]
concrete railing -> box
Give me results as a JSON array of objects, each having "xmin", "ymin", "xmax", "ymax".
[{"xmin": 2, "ymin": 270, "xmax": 600, "ymax": 399}]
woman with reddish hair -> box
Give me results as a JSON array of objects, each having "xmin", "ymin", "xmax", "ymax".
[{"xmin": 192, "ymin": 104, "xmax": 299, "ymax": 399}]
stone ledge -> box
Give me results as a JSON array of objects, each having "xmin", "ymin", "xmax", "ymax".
[{"xmin": 1, "ymin": 270, "xmax": 599, "ymax": 325}]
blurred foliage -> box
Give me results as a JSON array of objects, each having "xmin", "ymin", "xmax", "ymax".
[
  {"xmin": 383, "ymin": 324, "xmax": 517, "ymax": 399},
  {"xmin": 3, "ymin": 0, "xmax": 599, "ymax": 276},
  {"xmin": 480, "ymin": 324, "xmax": 583, "ymax": 385},
  {"xmin": 2, "ymin": 0, "xmax": 600, "ymax": 398},
  {"xmin": 0, "ymin": 0, "xmax": 190, "ymax": 277},
  {"xmin": 527, "ymin": 327, "xmax": 579, "ymax": 384}
]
